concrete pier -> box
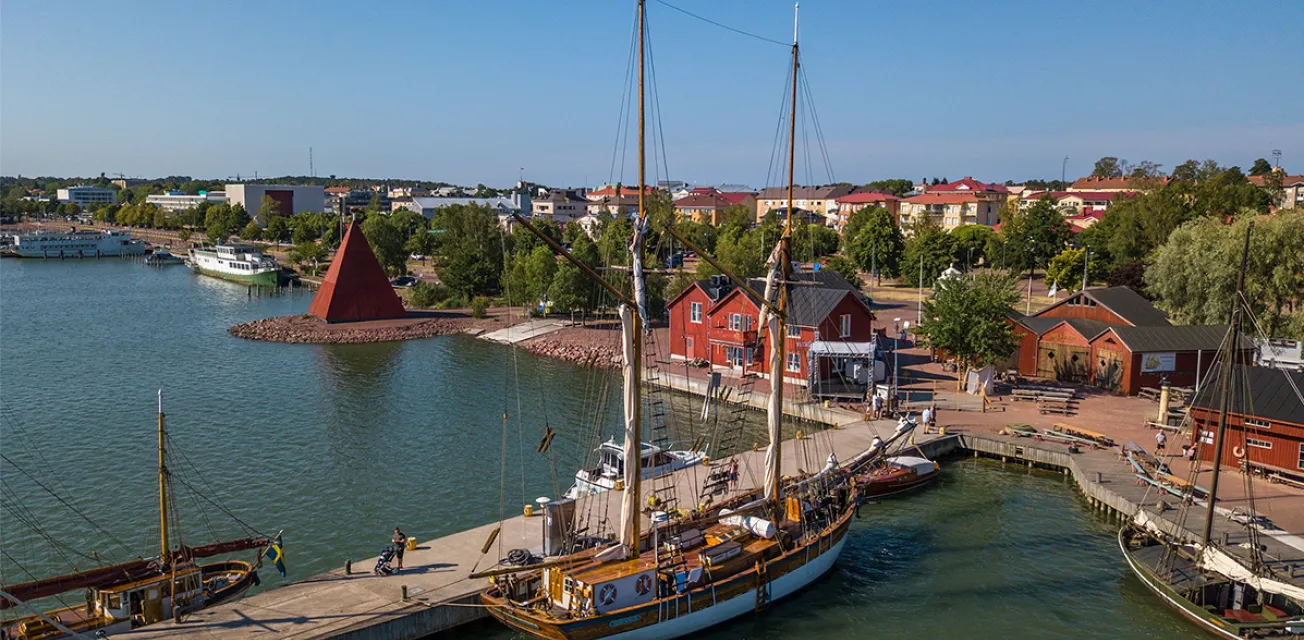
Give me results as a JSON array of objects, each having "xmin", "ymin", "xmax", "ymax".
[{"xmin": 121, "ymin": 421, "xmax": 1304, "ymax": 640}]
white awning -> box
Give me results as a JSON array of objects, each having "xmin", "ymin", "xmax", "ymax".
[{"xmin": 806, "ymin": 340, "xmax": 876, "ymax": 357}]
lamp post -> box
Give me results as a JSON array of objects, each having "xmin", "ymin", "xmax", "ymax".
[
  {"xmin": 1061, "ymin": 156, "xmax": 1069, "ymax": 185},
  {"xmin": 1026, "ymin": 239, "xmax": 1036, "ymax": 316}
]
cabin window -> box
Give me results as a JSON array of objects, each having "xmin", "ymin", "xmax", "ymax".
[
  {"xmin": 690, "ymin": 302, "xmax": 702, "ymax": 323},
  {"xmin": 840, "ymin": 314, "xmax": 851, "ymax": 337},
  {"xmin": 1245, "ymin": 417, "xmax": 1271, "ymax": 429},
  {"xmin": 786, "ymin": 352, "xmax": 800, "ymax": 372},
  {"xmin": 106, "ymin": 593, "xmax": 122, "ymax": 609},
  {"xmin": 1246, "ymin": 437, "xmax": 1272, "ymax": 450}
]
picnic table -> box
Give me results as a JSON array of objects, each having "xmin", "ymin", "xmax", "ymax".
[{"xmin": 1038, "ymin": 398, "xmax": 1076, "ymax": 415}]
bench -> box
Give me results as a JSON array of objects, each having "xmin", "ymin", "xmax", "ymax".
[
  {"xmin": 1138, "ymin": 387, "xmax": 1161, "ymax": 401},
  {"xmin": 1053, "ymin": 423, "xmax": 1115, "ymax": 447},
  {"xmin": 1039, "ymin": 399, "xmax": 1076, "ymax": 415}
]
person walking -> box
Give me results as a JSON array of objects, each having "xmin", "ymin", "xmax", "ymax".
[
  {"xmin": 871, "ymin": 394, "xmax": 884, "ymax": 420},
  {"xmin": 391, "ymin": 527, "xmax": 406, "ymax": 571},
  {"xmin": 1154, "ymin": 430, "xmax": 1167, "ymax": 455},
  {"xmin": 920, "ymin": 406, "xmax": 932, "ymax": 432},
  {"xmin": 727, "ymin": 459, "xmax": 739, "ymax": 491}
]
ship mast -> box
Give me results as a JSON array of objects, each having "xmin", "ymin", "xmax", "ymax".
[
  {"xmin": 158, "ymin": 389, "xmax": 170, "ymax": 563},
  {"xmin": 1200, "ymin": 223, "xmax": 1253, "ymax": 548}
]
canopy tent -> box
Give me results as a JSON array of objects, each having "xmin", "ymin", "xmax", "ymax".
[{"xmin": 805, "ymin": 340, "xmax": 877, "ymax": 357}]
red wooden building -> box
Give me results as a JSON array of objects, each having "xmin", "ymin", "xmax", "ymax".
[
  {"xmin": 1191, "ymin": 366, "xmax": 1304, "ymax": 482},
  {"xmin": 667, "ymin": 271, "xmax": 875, "ymax": 384},
  {"xmin": 1009, "ymin": 287, "xmax": 1253, "ymax": 394}
]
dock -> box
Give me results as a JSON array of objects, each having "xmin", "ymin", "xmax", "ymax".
[{"xmin": 121, "ymin": 419, "xmax": 1304, "ymax": 639}]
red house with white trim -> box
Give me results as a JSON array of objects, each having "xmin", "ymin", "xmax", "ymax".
[{"xmin": 666, "ymin": 270, "xmax": 875, "ymax": 385}]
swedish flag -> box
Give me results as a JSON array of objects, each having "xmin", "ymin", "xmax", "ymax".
[{"xmin": 265, "ymin": 535, "xmax": 286, "ymax": 577}]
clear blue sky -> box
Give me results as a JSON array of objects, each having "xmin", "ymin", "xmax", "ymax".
[{"xmin": 3, "ymin": 0, "xmax": 1301, "ymax": 188}]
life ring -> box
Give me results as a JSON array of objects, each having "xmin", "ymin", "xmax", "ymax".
[
  {"xmin": 1233, "ymin": 445, "xmax": 1245, "ymax": 458},
  {"xmin": 599, "ymin": 584, "xmax": 618, "ymax": 606},
  {"xmin": 635, "ymin": 574, "xmax": 653, "ymax": 596}
]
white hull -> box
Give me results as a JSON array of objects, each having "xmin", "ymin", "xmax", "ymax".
[
  {"xmin": 9, "ymin": 230, "xmax": 146, "ymax": 258},
  {"xmin": 606, "ymin": 535, "xmax": 847, "ymax": 640},
  {"xmin": 565, "ymin": 450, "xmax": 706, "ymax": 500}
]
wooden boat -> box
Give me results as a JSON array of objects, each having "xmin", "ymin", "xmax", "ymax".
[
  {"xmin": 1, "ymin": 393, "xmax": 273, "ymax": 639},
  {"xmin": 859, "ymin": 455, "xmax": 939, "ymax": 499},
  {"xmin": 481, "ymin": 4, "xmax": 858, "ymax": 636},
  {"xmin": 1119, "ymin": 225, "xmax": 1304, "ymax": 638}
]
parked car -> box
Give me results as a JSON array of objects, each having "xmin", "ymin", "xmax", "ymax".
[
  {"xmin": 664, "ymin": 252, "xmax": 685, "ymax": 269},
  {"xmin": 390, "ymin": 276, "xmax": 417, "ymax": 287}
]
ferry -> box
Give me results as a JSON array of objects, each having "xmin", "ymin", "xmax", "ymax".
[
  {"xmin": 187, "ymin": 244, "xmax": 281, "ymax": 287},
  {"xmin": 6, "ymin": 229, "xmax": 147, "ymax": 258},
  {"xmin": 564, "ymin": 440, "xmax": 707, "ymax": 499}
]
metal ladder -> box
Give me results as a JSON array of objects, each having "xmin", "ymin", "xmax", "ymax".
[{"xmin": 698, "ymin": 370, "xmax": 757, "ymax": 501}]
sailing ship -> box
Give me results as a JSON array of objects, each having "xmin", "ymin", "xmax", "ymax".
[
  {"xmin": 187, "ymin": 243, "xmax": 281, "ymax": 286},
  {"xmin": 6, "ymin": 229, "xmax": 147, "ymax": 259},
  {"xmin": 480, "ymin": 4, "xmax": 858, "ymax": 637},
  {"xmin": 1, "ymin": 393, "xmax": 273, "ymax": 639},
  {"xmin": 564, "ymin": 440, "xmax": 707, "ymax": 500},
  {"xmin": 1119, "ymin": 225, "xmax": 1304, "ymax": 638}
]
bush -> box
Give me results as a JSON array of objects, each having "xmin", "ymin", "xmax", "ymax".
[
  {"xmin": 470, "ymin": 296, "xmax": 490, "ymax": 318},
  {"xmin": 437, "ymin": 295, "xmax": 465, "ymax": 310},
  {"xmin": 409, "ymin": 281, "xmax": 453, "ymax": 308}
]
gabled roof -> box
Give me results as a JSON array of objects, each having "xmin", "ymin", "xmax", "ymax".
[
  {"xmin": 717, "ymin": 192, "xmax": 756, "ymax": 204},
  {"xmin": 1190, "ymin": 366, "xmax": 1304, "ymax": 427},
  {"xmin": 757, "ymin": 185, "xmax": 854, "ymax": 200},
  {"xmin": 706, "ymin": 269, "xmax": 871, "ymax": 328},
  {"xmin": 836, "ymin": 191, "xmax": 901, "ymax": 204},
  {"xmin": 1248, "ymin": 173, "xmax": 1304, "ymax": 188},
  {"xmin": 1096, "ymin": 324, "xmax": 1253, "ymax": 353},
  {"xmin": 902, "ymin": 192, "xmax": 983, "ymax": 205},
  {"xmin": 675, "ymin": 194, "xmax": 732, "ymax": 208},
  {"xmin": 1035, "ymin": 286, "xmax": 1171, "ymax": 327},
  {"xmin": 922, "ymin": 177, "xmax": 1009, "ymax": 194},
  {"xmin": 1069, "ymin": 176, "xmax": 1166, "ymax": 190}
]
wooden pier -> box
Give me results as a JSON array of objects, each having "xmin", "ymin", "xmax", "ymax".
[{"xmin": 120, "ymin": 420, "xmax": 1304, "ymax": 640}]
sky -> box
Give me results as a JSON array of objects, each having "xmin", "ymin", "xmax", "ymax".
[{"xmin": 2, "ymin": 0, "xmax": 1302, "ymax": 188}]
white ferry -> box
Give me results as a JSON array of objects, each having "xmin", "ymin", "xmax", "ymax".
[
  {"xmin": 7, "ymin": 229, "xmax": 147, "ymax": 258},
  {"xmin": 564, "ymin": 439, "xmax": 707, "ymax": 499},
  {"xmin": 187, "ymin": 244, "xmax": 281, "ymax": 287}
]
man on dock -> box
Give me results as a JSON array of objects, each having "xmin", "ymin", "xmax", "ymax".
[
  {"xmin": 1154, "ymin": 431, "xmax": 1167, "ymax": 456},
  {"xmin": 391, "ymin": 527, "xmax": 406, "ymax": 571}
]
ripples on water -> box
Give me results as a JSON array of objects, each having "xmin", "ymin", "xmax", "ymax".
[{"xmin": 2, "ymin": 261, "xmax": 1195, "ymax": 638}]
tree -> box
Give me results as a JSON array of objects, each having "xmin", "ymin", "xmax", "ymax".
[
  {"xmin": 862, "ymin": 179, "xmax": 914, "ymax": 197},
  {"xmin": 843, "ymin": 207, "xmax": 903, "ymax": 279},
  {"xmin": 289, "ymin": 240, "xmax": 328, "ymax": 275},
  {"xmin": 916, "ymin": 273, "xmax": 1021, "ymax": 369},
  {"xmin": 949, "ymin": 224, "xmax": 995, "ymax": 270},
  {"xmin": 821, "ymin": 254, "xmax": 862, "ymax": 290},
  {"xmin": 265, "ymin": 216, "xmax": 289, "ymax": 246},
  {"xmin": 901, "ymin": 218, "xmax": 957, "ymax": 287},
  {"xmin": 240, "ymin": 220, "xmax": 263, "ymax": 241},
  {"xmin": 1045, "ymin": 248, "xmax": 1104, "ymax": 292},
  {"xmin": 431, "ymin": 204, "xmax": 504, "ymax": 298},
  {"xmin": 361, "ymin": 214, "xmax": 407, "ymax": 275},
  {"xmin": 1146, "ymin": 210, "xmax": 1304, "ymax": 338},
  {"xmin": 550, "ymin": 263, "xmax": 591, "ymax": 316},
  {"xmin": 996, "ymin": 197, "xmax": 1071, "ymax": 274},
  {"xmin": 1106, "ymin": 260, "xmax": 1148, "ymax": 293},
  {"xmin": 177, "ymin": 229, "xmax": 192, "ymax": 243},
  {"xmin": 793, "ymin": 221, "xmax": 839, "ymax": 260},
  {"xmin": 1249, "ymin": 158, "xmax": 1274, "ymax": 177},
  {"xmin": 1092, "ymin": 157, "xmax": 1123, "ymax": 178},
  {"xmin": 258, "ymin": 195, "xmax": 282, "ymax": 224}
]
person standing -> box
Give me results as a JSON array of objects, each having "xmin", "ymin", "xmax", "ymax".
[
  {"xmin": 872, "ymin": 394, "xmax": 884, "ymax": 420},
  {"xmin": 727, "ymin": 459, "xmax": 739, "ymax": 491},
  {"xmin": 1154, "ymin": 430, "xmax": 1167, "ymax": 455},
  {"xmin": 920, "ymin": 406, "xmax": 932, "ymax": 432},
  {"xmin": 391, "ymin": 527, "xmax": 406, "ymax": 571}
]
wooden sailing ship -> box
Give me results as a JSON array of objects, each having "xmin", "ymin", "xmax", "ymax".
[
  {"xmin": 1119, "ymin": 225, "xmax": 1304, "ymax": 638},
  {"xmin": 480, "ymin": 3, "xmax": 859, "ymax": 637},
  {"xmin": 1, "ymin": 392, "xmax": 272, "ymax": 639}
]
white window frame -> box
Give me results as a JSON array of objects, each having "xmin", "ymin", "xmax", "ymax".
[
  {"xmin": 690, "ymin": 301, "xmax": 702, "ymax": 324},
  {"xmin": 840, "ymin": 314, "xmax": 851, "ymax": 338},
  {"xmin": 730, "ymin": 313, "xmax": 742, "ymax": 331},
  {"xmin": 1245, "ymin": 417, "xmax": 1271, "ymax": 429},
  {"xmin": 1298, "ymin": 442, "xmax": 1303, "ymax": 470},
  {"xmin": 787, "ymin": 324, "xmax": 800, "ymax": 338},
  {"xmin": 786, "ymin": 352, "xmax": 801, "ymax": 372},
  {"xmin": 1246, "ymin": 437, "xmax": 1272, "ymax": 450}
]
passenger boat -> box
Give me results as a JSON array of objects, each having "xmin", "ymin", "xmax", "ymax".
[
  {"xmin": 1119, "ymin": 224, "xmax": 1304, "ymax": 638},
  {"xmin": 1, "ymin": 393, "xmax": 276, "ymax": 639},
  {"xmin": 187, "ymin": 243, "xmax": 281, "ymax": 286},
  {"xmin": 480, "ymin": 5, "xmax": 858, "ymax": 636},
  {"xmin": 7, "ymin": 229, "xmax": 146, "ymax": 258},
  {"xmin": 859, "ymin": 455, "xmax": 939, "ymax": 499},
  {"xmin": 564, "ymin": 440, "xmax": 707, "ymax": 500}
]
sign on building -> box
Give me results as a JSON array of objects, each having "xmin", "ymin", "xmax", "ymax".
[{"xmin": 1140, "ymin": 352, "xmax": 1176, "ymax": 373}]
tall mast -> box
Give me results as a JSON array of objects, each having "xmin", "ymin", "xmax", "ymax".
[
  {"xmin": 765, "ymin": 3, "xmax": 799, "ymax": 507},
  {"xmin": 1201, "ymin": 222, "xmax": 1252, "ymax": 548},
  {"xmin": 157, "ymin": 390, "xmax": 170, "ymax": 562}
]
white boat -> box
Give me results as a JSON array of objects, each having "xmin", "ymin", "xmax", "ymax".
[
  {"xmin": 564, "ymin": 440, "xmax": 707, "ymax": 499},
  {"xmin": 145, "ymin": 250, "xmax": 185, "ymax": 266},
  {"xmin": 8, "ymin": 229, "xmax": 147, "ymax": 258},
  {"xmin": 187, "ymin": 244, "xmax": 281, "ymax": 286}
]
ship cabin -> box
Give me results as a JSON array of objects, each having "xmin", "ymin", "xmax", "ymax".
[
  {"xmin": 591, "ymin": 440, "xmax": 675, "ymax": 478},
  {"xmin": 93, "ymin": 564, "xmax": 205, "ymax": 626}
]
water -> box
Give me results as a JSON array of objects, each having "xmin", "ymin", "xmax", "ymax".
[{"xmin": 1, "ymin": 260, "xmax": 1197, "ymax": 638}]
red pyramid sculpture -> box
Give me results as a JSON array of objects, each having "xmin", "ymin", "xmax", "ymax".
[{"xmin": 308, "ymin": 222, "xmax": 407, "ymax": 323}]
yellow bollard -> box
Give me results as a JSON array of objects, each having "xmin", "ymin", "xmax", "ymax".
[{"xmin": 523, "ymin": 504, "xmax": 533, "ymax": 517}]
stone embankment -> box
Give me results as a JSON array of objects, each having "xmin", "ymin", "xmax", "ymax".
[
  {"xmin": 516, "ymin": 333, "xmax": 622, "ymax": 368},
  {"xmin": 229, "ymin": 313, "xmax": 476, "ymax": 344}
]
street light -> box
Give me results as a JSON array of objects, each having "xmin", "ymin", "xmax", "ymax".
[{"xmin": 1062, "ymin": 156, "xmax": 1070, "ymax": 185}]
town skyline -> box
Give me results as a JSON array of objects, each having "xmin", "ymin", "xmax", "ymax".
[{"xmin": 2, "ymin": 0, "xmax": 1301, "ymax": 185}]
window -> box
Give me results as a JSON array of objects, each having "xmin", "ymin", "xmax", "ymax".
[
  {"xmin": 1245, "ymin": 417, "xmax": 1271, "ymax": 429},
  {"xmin": 787, "ymin": 325, "xmax": 800, "ymax": 338},
  {"xmin": 730, "ymin": 313, "xmax": 742, "ymax": 331},
  {"xmin": 1246, "ymin": 437, "xmax": 1272, "ymax": 450},
  {"xmin": 690, "ymin": 301, "xmax": 702, "ymax": 323},
  {"xmin": 786, "ymin": 352, "xmax": 801, "ymax": 372},
  {"xmin": 840, "ymin": 314, "xmax": 851, "ymax": 338},
  {"xmin": 1298, "ymin": 443, "xmax": 1303, "ymax": 470}
]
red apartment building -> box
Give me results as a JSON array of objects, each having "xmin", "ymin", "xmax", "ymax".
[{"xmin": 667, "ymin": 271, "xmax": 875, "ymax": 385}]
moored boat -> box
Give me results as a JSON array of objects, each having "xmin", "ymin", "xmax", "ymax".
[
  {"xmin": 144, "ymin": 249, "xmax": 185, "ymax": 266},
  {"xmin": 187, "ymin": 243, "xmax": 281, "ymax": 286},
  {"xmin": 858, "ymin": 455, "xmax": 940, "ymax": 499},
  {"xmin": 565, "ymin": 440, "xmax": 707, "ymax": 500},
  {"xmin": 7, "ymin": 229, "xmax": 146, "ymax": 258}
]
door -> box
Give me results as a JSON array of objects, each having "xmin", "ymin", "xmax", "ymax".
[
  {"xmin": 1095, "ymin": 349, "xmax": 1124, "ymax": 390},
  {"xmin": 1037, "ymin": 344, "xmax": 1090, "ymax": 382}
]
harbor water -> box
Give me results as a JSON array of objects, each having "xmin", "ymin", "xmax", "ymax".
[{"xmin": 2, "ymin": 260, "xmax": 1194, "ymax": 638}]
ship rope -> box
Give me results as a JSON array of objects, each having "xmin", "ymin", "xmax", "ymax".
[
  {"xmin": 0, "ymin": 452, "xmax": 135, "ymax": 559},
  {"xmin": 0, "ymin": 548, "xmax": 81, "ymax": 616}
]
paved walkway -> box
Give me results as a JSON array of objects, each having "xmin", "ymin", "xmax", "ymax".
[{"xmin": 478, "ymin": 319, "xmax": 568, "ymax": 344}]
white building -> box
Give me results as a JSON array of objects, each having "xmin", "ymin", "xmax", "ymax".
[
  {"xmin": 145, "ymin": 191, "xmax": 228, "ymax": 213},
  {"xmin": 392, "ymin": 193, "xmax": 530, "ymax": 219},
  {"xmin": 225, "ymin": 184, "xmax": 326, "ymax": 223},
  {"xmin": 57, "ymin": 186, "xmax": 118, "ymax": 208}
]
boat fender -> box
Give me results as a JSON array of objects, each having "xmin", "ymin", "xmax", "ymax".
[{"xmin": 1232, "ymin": 445, "xmax": 1245, "ymax": 458}]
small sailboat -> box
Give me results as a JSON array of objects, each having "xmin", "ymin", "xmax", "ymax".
[
  {"xmin": 1119, "ymin": 224, "xmax": 1304, "ymax": 638},
  {"xmin": 845, "ymin": 416, "xmax": 940, "ymax": 500},
  {"xmin": 1, "ymin": 392, "xmax": 276, "ymax": 639},
  {"xmin": 564, "ymin": 440, "xmax": 707, "ymax": 500}
]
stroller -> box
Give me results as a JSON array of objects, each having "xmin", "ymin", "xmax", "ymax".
[{"xmin": 374, "ymin": 545, "xmax": 397, "ymax": 575}]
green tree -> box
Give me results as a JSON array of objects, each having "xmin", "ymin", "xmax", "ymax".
[
  {"xmin": 949, "ymin": 224, "xmax": 995, "ymax": 270},
  {"xmin": 1146, "ymin": 209, "xmax": 1304, "ymax": 338},
  {"xmin": 240, "ymin": 220, "xmax": 263, "ymax": 241},
  {"xmin": 431, "ymin": 204, "xmax": 504, "ymax": 298},
  {"xmin": 1045, "ymin": 247, "xmax": 1104, "ymax": 292},
  {"xmin": 265, "ymin": 216, "xmax": 289, "ymax": 246},
  {"xmin": 361, "ymin": 214, "xmax": 407, "ymax": 275},
  {"xmin": 177, "ymin": 229, "xmax": 192, "ymax": 243},
  {"xmin": 1092, "ymin": 157, "xmax": 1123, "ymax": 178},
  {"xmin": 843, "ymin": 207, "xmax": 903, "ymax": 279},
  {"xmin": 257, "ymin": 195, "xmax": 282, "ymax": 224},
  {"xmin": 821, "ymin": 254, "xmax": 862, "ymax": 290},
  {"xmin": 1249, "ymin": 158, "xmax": 1274, "ymax": 177},
  {"xmin": 549, "ymin": 263, "xmax": 591, "ymax": 316},
  {"xmin": 996, "ymin": 197, "xmax": 1071, "ymax": 274},
  {"xmin": 793, "ymin": 221, "xmax": 839, "ymax": 260},
  {"xmin": 916, "ymin": 273, "xmax": 1021, "ymax": 369},
  {"xmin": 901, "ymin": 218, "xmax": 957, "ymax": 287},
  {"xmin": 862, "ymin": 179, "xmax": 914, "ymax": 197},
  {"xmin": 289, "ymin": 240, "xmax": 328, "ymax": 274}
]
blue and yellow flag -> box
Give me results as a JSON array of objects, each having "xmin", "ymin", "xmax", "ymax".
[{"xmin": 265, "ymin": 535, "xmax": 286, "ymax": 577}]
